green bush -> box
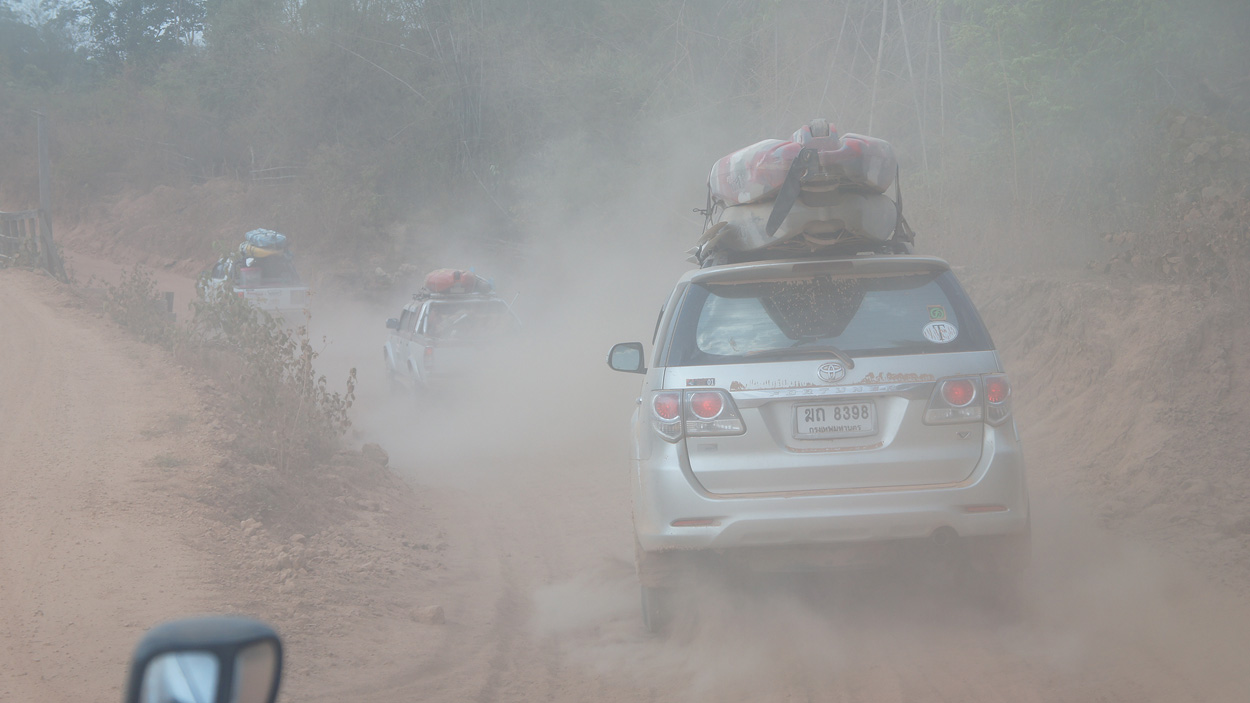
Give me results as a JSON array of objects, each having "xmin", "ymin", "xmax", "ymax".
[
  {"xmin": 102, "ymin": 265, "xmax": 356, "ymax": 472},
  {"xmin": 101, "ymin": 264, "xmax": 179, "ymax": 345},
  {"xmin": 187, "ymin": 285, "xmax": 356, "ymax": 471}
]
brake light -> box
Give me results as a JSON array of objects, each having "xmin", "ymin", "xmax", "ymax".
[
  {"xmin": 651, "ymin": 392, "xmax": 682, "ymax": 441},
  {"xmin": 941, "ymin": 379, "xmax": 976, "ymax": 407},
  {"xmin": 684, "ymin": 389, "xmax": 744, "ymax": 437},
  {"xmin": 924, "ymin": 374, "xmax": 1013, "ymax": 425},
  {"xmin": 985, "ymin": 376, "xmax": 1010, "ymax": 404},
  {"xmin": 653, "ymin": 393, "xmax": 680, "ymax": 420},
  {"xmin": 924, "ymin": 376, "xmax": 983, "ymax": 424},
  {"xmin": 984, "ymin": 373, "xmax": 1013, "ymax": 425},
  {"xmin": 688, "ymin": 391, "xmax": 724, "ymax": 420},
  {"xmin": 650, "ymin": 389, "xmax": 745, "ymax": 442}
]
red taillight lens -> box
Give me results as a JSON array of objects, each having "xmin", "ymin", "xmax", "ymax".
[
  {"xmin": 984, "ymin": 373, "xmax": 1013, "ymax": 425},
  {"xmin": 941, "ymin": 379, "xmax": 976, "ymax": 407},
  {"xmin": 651, "ymin": 389, "xmax": 744, "ymax": 441},
  {"xmin": 985, "ymin": 377, "xmax": 1010, "ymax": 404},
  {"xmin": 688, "ymin": 391, "xmax": 724, "ymax": 420},
  {"xmin": 653, "ymin": 393, "xmax": 680, "ymax": 421}
]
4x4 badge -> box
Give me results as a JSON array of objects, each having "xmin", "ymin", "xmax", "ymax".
[{"xmin": 817, "ymin": 361, "xmax": 847, "ymax": 383}]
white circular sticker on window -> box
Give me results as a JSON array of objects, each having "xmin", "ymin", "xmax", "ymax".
[{"xmin": 923, "ymin": 321, "xmax": 959, "ymax": 343}]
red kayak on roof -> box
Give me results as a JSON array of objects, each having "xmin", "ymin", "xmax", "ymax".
[{"xmin": 424, "ymin": 268, "xmax": 493, "ymax": 295}]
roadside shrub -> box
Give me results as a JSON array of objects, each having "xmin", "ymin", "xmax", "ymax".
[
  {"xmin": 101, "ymin": 265, "xmax": 180, "ymax": 346},
  {"xmin": 101, "ymin": 266, "xmax": 356, "ymax": 472},
  {"xmin": 187, "ymin": 288, "xmax": 356, "ymax": 472}
]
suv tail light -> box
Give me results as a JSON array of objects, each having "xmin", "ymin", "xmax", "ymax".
[
  {"xmin": 983, "ymin": 373, "xmax": 1013, "ymax": 425},
  {"xmin": 688, "ymin": 391, "xmax": 724, "ymax": 420},
  {"xmin": 924, "ymin": 374, "xmax": 1014, "ymax": 426},
  {"xmin": 651, "ymin": 392, "xmax": 683, "ymax": 441},
  {"xmin": 685, "ymin": 389, "xmax": 744, "ymax": 437},
  {"xmin": 653, "ymin": 392, "xmax": 681, "ymax": 420},
  {"xmin": 650, "ymin": 389, "xmax": 745, "ymax": 442},
  {"xmin": 941, "ymin": 379, "xmax": 976, "ymax": 407}
]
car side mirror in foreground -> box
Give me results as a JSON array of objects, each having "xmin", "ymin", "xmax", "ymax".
[
  {"xmin": 607, "ymin": 342, "xmax": 646, "ymax": 374},
  {"xmin": 125, "ymin": 616, "xmax": 282, "ymax": 703},
  {"xmin": 386, "ymin": 317, "xmax": 400, "ymax": 330}
]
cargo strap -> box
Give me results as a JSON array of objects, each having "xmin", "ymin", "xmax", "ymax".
[
  {"xmin": 765, "ymin": 147, "xmax": 818, "ymax": 237},
  {"xmin": 889, "ymin": 164, "xmax": 915, "ymax": 252},
  {"xmin": 698, "ymin": 184, "xmax": 714, "ymax": 229}
]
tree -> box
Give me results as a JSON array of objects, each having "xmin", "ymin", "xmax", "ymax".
[
  {"xmin": 88, "ymin": 0, "xmax": 205, "ymax": 68},
  {"xmin": 0, "ymin": 1, "xmax": 90, "ymax": 86}
]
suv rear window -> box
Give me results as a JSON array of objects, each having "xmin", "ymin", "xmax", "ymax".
[
  {"xmin": 666, "ymin": 270, "xmax": 992, "ymax": 366},
  {"xmin": 423, "ymin": 300, "xmax": 516, "ymax": 340},
  {"xmin": 238, "ymin": 253, "xmax": 301, "ymax": 287}
]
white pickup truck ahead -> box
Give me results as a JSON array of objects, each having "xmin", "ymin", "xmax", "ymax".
[
  {"xmin": 201, "ymin": 249, "xmax": 311, "ymax": 324},
  {"xmin": 384, "ymin": 291, "xmax": 519, "ymax": 393}
]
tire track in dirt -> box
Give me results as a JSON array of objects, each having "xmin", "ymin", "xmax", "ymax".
[
  {"xmin": 338, "ymin": 305, "xmax": 1250, "ymax": 703},
  {"xmin": 16, "ymin": 256, "xmax": 1250, "ymax": 702},
  {"xmin": 423, "ymin": 459, "xmax": 644, "ymax": 703}
]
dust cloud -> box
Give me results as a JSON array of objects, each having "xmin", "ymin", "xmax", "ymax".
[
  {"xmin": 5, "ymin": 1, "xmax": 1249, "ymax": 700},
  {"xmin": 307, "ymin": 125, "xmax": 719, "ymax": 480},
  {"xmin": 295, "ymin": 117, "xmax": 1250, "ymax": 702},
  {"xmin": 522, "ymin": 487, "xmax": 1250, "ymax": 702},
  {"xmin": 262, "ymin": 6, "xmax": 1250, "ymax": 693}
]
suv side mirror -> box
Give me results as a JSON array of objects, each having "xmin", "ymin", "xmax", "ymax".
[
  {"xmin": 124, "ymin": 616, "xmax": 283, "ymax": 703},
  {"xmin": 607, "ymin": 342, "xmax": 646, "ymax": 374},
  {"xmin": 386, "ymin": 318, "xmax": 400, "ymax": 330}
]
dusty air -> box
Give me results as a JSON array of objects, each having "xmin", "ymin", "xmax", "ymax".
[{"xmin": 1, "ymin": 1, "xmax": 1249, "ymax": 701}]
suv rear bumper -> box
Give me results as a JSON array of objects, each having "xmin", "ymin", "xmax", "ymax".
[{"xmin": 633, "ymin": 424, "xmax": 1028, "ymax": 553}]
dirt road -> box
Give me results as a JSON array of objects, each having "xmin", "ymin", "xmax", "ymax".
[
  {"xmin": 0, "ymin": 268, "xmax": 222, "ymax": 701},
  {"xmin": 5, "ymin": 263, "xmax": 1250, "ymax": 702}
]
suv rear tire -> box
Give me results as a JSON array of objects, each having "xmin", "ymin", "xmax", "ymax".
[
  {"xmin": 640, "ymin": 585, "xmax": 672, "ymax": 634},
  {"xmin": 635, "ymin": 537, "xmax": 693, "ymax": 634},
  {"xmin": 965, "ymin": 526, "xmax": 1032, "ymax": 618}
]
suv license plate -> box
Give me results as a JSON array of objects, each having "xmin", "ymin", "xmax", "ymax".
[{"xmin": 794, "ymin": 401, "xmax": 877, "ymax": 440}]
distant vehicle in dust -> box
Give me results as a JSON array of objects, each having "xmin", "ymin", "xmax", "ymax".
[
  {"xmin": 384, "ymin": 268, "xmax": 519, "ymax": 394},
  {"xmin": 200, "ymin": 229, "xmax": 311, "ymax": 323}
]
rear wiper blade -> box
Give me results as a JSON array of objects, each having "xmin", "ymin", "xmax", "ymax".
[{"xmin": 746, "ymin": 345, "xmax": 855, "ymax": 368}]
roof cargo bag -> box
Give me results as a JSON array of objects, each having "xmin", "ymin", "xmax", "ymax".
[
  {"xmin": 240, "ymin": 243, "xmax": 284, "ymax": 259},
  {"xmin": 245, "ymin": 229, "xmax": 288, "ymax": 250},
  {"xmin": 694, "ymin": 120, "xmax": 912, "ymax": 266},
  {"xmin": 709, "ymin": 125, "xmax": 896, "ymax": 206}
]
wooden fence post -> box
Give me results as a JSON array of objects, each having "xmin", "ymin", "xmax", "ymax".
[{"xmin": 35, "ymin": 111, "xmax": 67, "ymax": 281}]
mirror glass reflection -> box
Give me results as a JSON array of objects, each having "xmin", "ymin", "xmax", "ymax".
[
  {"xmin": 610, "ymin": 344, "xmax": 643, "ymax": 372},
  {"xmin": 140, "ymin": 651, "xmax": 219, "ymax": 703}
]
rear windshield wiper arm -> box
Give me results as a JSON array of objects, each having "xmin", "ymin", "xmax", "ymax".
[{"xmin": 746, "ymin": 344, "xmax": 855, "ymax": 368}]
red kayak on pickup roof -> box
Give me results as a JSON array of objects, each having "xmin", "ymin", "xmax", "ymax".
[{"xmin": 424, "ymin": 268, "xmax": 492, "ymax": 295}]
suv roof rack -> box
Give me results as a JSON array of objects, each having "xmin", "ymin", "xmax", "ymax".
[{"xmin": 412, "ymin": 289, "xmax": 500, "ymax": 301}]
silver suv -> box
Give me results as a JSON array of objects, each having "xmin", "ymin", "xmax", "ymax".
[{"xmin": 608, "ymin": 255, "xmax": 1029, "ymax": 631}]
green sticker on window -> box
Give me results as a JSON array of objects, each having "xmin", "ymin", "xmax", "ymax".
[{"xmin": 928, "ymin": 305, "xmax": 947, "ymax": 321}]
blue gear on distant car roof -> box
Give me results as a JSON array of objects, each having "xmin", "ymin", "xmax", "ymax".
[{"xmin": 244, "ymin": 229, "xmax": 287, "ymax": 249}]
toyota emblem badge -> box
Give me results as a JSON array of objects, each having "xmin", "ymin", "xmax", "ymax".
[{"xmin": 817, "ymin": 361, "xmax": 846, "ymax": 383}]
